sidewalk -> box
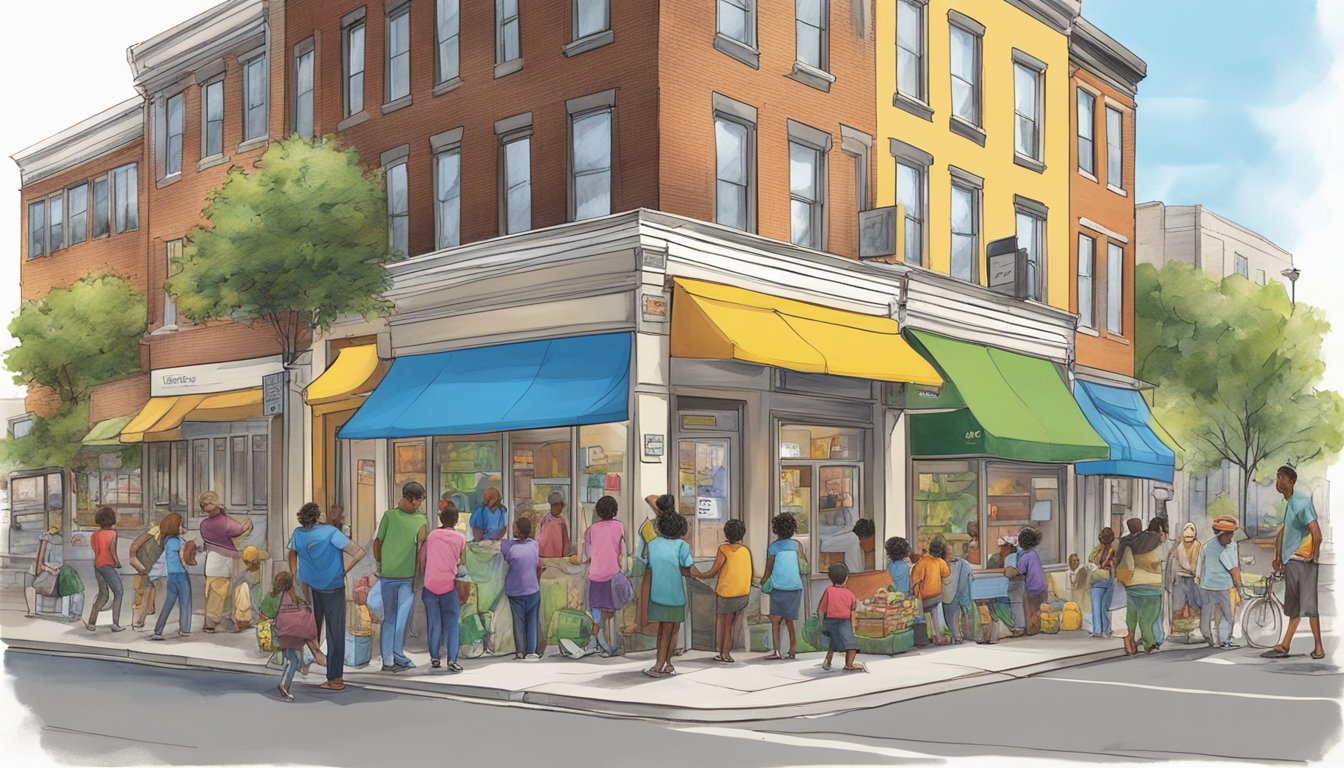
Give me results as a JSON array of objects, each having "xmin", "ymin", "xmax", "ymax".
[{"xmin": 2, "ymin": 602, "xmax": 1137, "ymax": 723}]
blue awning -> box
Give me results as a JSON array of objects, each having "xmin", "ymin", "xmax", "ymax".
[
  {"xmin": 339, "ymin": 333, "xmax": 631, "ymax": 439},
  {"xmin": 1073, "ymin": 380, "xmax": 1175, "ymax": 482}
]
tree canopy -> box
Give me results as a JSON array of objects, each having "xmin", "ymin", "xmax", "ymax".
[
  {"xmin": 5, "ymin": 274, "xmax": 146, "ymax": 403},
  {"xmin": 1135, "ymin": 261, "xmax": 1344, "ymax": 518},
  {"xmin": 166, "ymin": 136, "xmax": 394, "ymax": 364}
]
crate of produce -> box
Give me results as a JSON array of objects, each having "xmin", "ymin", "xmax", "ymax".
[
  {"xmin": 1039, "ymin": 606, "xmax": 1061, "ymax": 634},
  {"xmin": 854, "ymin": 615, "xmax": 889, "ymax": 638},
  {"xmin": 855, "ymin": 631, "xmax": 903, "ymax": 656}
]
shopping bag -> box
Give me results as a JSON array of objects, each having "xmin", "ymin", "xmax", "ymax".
[
  {"xmin": 256, "ymin": 619, "xmax": 277, "ymax": 652},
  {"xmin": 611, "ymin": 571, "xmax": 635, "ymax": 607},
  {"xmin": 276, "ymin": 594, "xmax": 318, "ymax": 647},
  {"xmin": 56, "ymin": 565, "xmax": 84, "ymax": 597},
  {"xmin": 33, "ymin": 570, "xmax": 59, "ymax": 598}
]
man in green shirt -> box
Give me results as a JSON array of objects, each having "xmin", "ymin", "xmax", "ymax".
[{"xmin": 374, "ymin": 481, "xmax": 428, "ymax": 671}]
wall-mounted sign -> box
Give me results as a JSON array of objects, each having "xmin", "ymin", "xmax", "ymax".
[
  {"xmin": 263, "ymin": 372, "xmax": 287, "ymax": 416},
  {"xmin": 642, "ymin": 433, "xmax": 665, "ymax": 461},
  {"xmin": 680, "ymin": 414, "xmax": 718, "ymax": 430},
  {"xmin": 152, "ymin": 356, "xmax": 285, "ymax": 397},
  {"xmin": 641, "ymin": 293, "xmax": 668, "ymax": 321},
  {"xmin": 987, "ymin": 236, "xmax": 1028, "ymax": 298},
  {"xmin": 696, "ymin": 497, "xmax": 722, "ymax": 520}
]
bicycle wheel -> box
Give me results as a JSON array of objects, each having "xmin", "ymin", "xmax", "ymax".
[{"xmin": 1242, "ymin": 597, "xmax": 1283, "ymax": 649}]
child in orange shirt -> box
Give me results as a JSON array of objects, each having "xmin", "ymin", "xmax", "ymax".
[
  {"xmin": 817, "ymin": 564, "xmax": 864, "ymax": 672},
  {"xmin": 912, "ymin": 539, "xmax": 952, "ymax": 644}
]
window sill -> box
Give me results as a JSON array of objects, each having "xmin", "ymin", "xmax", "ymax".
[
  {"xmin": 156, "ymin": 173, "xmax": 183, "ymax": 190},
  {"xmin": 1013, "ymin": 154, "xmax": 1046, "ymax": 174},
  {"xmin": 892, "ymin": 92, "xmax": 933, "ymax": 122},
  {"xmin": 949, "ymin": 116, "xmax": 986, "ymax": 147},
  {"xmin": 236, "ymin": 136, "xmax": 269, "ymax": 154},
  {"xmin": 494, "ymin": 58, "xmax": 524, "ymax": 79},
  {"xmin": 1077, "ymin": 325, "xmax": 1100, "ymax": 337},
  {"xmin": 196, "ymin": 154, "xmax": 230, "ymax": 173},
  {"xmin": 787, "ymin": 61, "xmax": 835, "ymax": 93},
  {"xmin": 1107, "ymin": 184, "xmax": 1128, "ymax": 197},
  {"xmin": 1078, "ymin": 168, "xmax": 1098, "ymax": 183},
  {"xmin": 564, "ymin": 29, "xmax": 614, "ymax": 58},
  {"xmin": 150, "ymin": 324, "xmax": 179, "ymax": 336},
  {"xmin": 713, "ymin": 33, "xmax": 759, "ymax": 69},
  {"xmin": 381, "ymin": 95, "xmax": 413, "ymax": 115},
  {"xmin": 337, "ymin": 111, "xmax": 370, "ymax": 132},
  {"xmin": 1106, "ymin": 333, "xmax": 1130, "ymax": 345},
  {"xmin": 433, "ymin": 77, "xmax": 463, "ymax": 97}
]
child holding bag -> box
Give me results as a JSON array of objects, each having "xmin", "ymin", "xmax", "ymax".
[{"xmin": 263, "ymin": 571, "xmax": 314, "ymax": 701}]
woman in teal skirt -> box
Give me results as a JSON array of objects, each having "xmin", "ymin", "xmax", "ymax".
[{"xmin": 643, "ymin": 512, "xmax": 694, "ymax": 677}]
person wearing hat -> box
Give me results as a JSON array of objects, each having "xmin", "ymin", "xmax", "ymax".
[
  {"xmin": 1197, "ymin": 515, "xmax": 1244, "ymax": 649},
  {"xmin": 228, "ymin": 545, "xmax": 270, "ymax": 631},
  {"xmin": 197, "ymin": 490, "xmax": 253, "ymax": 633}
]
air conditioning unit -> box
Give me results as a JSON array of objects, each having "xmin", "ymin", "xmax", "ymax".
[
  {"xmin": 858, "ymin": 206, "xmax": 898, "ymax": 259},
  {"xmin": 986, "ymin": 236, "xmax": 1028, "ymax": 299}
]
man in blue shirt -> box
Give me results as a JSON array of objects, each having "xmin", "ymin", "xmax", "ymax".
[
  {"xmin": 289, "ymin": 502, "xmax": 366, "ymax": 690},
  {"xmin": 1197, "ymin": 515, "xmax": 1244, "ymax": 649},
  {"xmin": 469, "ymin": 486, "xmax": 509, "ymax": 542},
  {"xmin": 1261, "ymin": 465, "xmax": 1323, "ymax": 659}
]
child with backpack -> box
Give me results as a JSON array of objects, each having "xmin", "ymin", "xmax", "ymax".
[
  {"xmin": 818, "ymin": 563, "xmax": 864, "ymax": 672},
  {"xmin": 694, "ymin": 518, "xmax": 752, "ymax": 664},
  {"xmin": 261, "ymin": 571, "xmax": 304, "ymax": 701}
]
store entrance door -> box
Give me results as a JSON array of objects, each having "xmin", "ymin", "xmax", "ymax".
[{"xmin": 674, "ymin": 403, "xmax": 742, "ymax": 652}]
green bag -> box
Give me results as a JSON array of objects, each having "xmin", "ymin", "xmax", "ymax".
[
  {"xmin": 760, "ymin": 577, "xmax": 773, "ymax": 594},
  {"xmin": 550, "ymin": 608, "xmax": 593, "ymax": 644},
  {"xmin": 57, "ymin": 565, "xmax": 84, "ymax": 597},
  {"xmin": 798, "ymin": 554, "xmax": 809, "ymax": 576},
  {"xmin": 460, "ymin": 611, "xmax": 490, "ymax": 645}
]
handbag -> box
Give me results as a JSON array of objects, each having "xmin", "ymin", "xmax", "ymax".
[
  {"xmin": 611, "ymin": 571, "xmax": 635, "ymax": 607},
  {"xmin": 276, "ymin": 592, "xmax": 318, "ymax": 647},
  {"xmin": 33, "ymin": 570, "xmax": 59, "ymax": 598}
]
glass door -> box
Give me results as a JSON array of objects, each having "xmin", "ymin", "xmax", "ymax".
[
  {"xmin": 676, "ymin": 437, "xmax": 733, "ymax": 559},
  {"xmin": 779, "ymin": 424, "xmax": 870, "ymax": 577}
]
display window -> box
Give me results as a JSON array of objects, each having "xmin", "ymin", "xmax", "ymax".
[
  {"xmin": 511, "ymin": 428, "xmax": 572, "ymax": 536},
  {"xmin": 431, "ymin": 437, "xmax": 499, "ymax": 531},
  {"xmin": 578, "ymin": 423, "xmax": 628, "ymax": 550},
  {"xmin": 779, "ymin": 424, "xmax": 873, "ymax": 574}
]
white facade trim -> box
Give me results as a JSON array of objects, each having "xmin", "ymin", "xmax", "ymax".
[
  {"xmin": 11, "ymin": 98, "xmax": 143, "ymax": 186},
  {"xmin": 128, "ymin": 0, "xmax": 267, "ymax": 94},
  {"xmin": 151, "ymin": 355, "xmax": 284, "ymax": 396}
]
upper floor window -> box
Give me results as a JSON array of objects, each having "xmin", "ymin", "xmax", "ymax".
[
  {"xmin": 437, "ymin": 0, "xmax": 460, "ymax": 84},
  {"xmin": 576, "ymin": 0, "xmax": 609, "ymax": 40},
  {"xmin": 385, "ymin": 157, "xmax": 408, "ymax": 258},
  {"xmin": 1106, "ymin": 106, "xmax": 1124, "ymax": 190},
  {"xmin": 386, "ymin": 4, "xmax": 411, "ymax": 104},
  {"xmin": 27, "ymin": 200, "xmax": 46, "ymax": 259},
  {"xmin": 1235, "ymin": 253, "xmax": 1249, "ymax": 279},
  {"xmin": 344, "ymin": 19, "xmax": 366, "ymax": 117},
  {"xmin": 571, "ymin": 108, "xmax": 613, "ymax": 221},
  {"xmin": 501, "ymin": 134, "xmax": 532, "ymax": 234},
  {"xmin": 795, "ymin": 0, "xmax": 827, "ymax": 71},
  {"xmin": 203, "ymin": 79, "xmax": 225, "ymax": 157},
  {"xmin": 1014, "ymin": 200, "xmax": 1046, "ymax": 301},
  {"xmin": 950, "ymin": 175, "xmax": 980, "ymax": 283},
  {"xmin": 1107, "ymin": 243, "xmax": 1124, "ymax": 335},
  {"xmin": 1077, "ymin": 234, "xmax": 1095, "ymax": 328},
  {"xmin": 1077, "ymin": 89, "xmax": 1096, "ymax": 177},
  {"xmin": 435, "ymin": 146, "xmax": 461, "ymax": 249},
  {"xmin": 714, "ymin": 111, "xmax": 755, "ymax": 233},
  {"xmin": 896, "ymin": 161, "xmax": 925, "ymax": 266},
  {"xmin": 293, "ymin": 44, "xmax": 314, "ymax": 139},
  {"xmin": 787, "ymin": 120, "xmax": 830, "ymax": 250},
  {"xmin": 242, "ymin": 54, "xmax": 267, "ymax": 142},
  {"xmin": 165, "ymin": 239, "xmax": 183, "ymax": 327},
  {"xmin": 165, "ymin": 92, "xmax": 184, "ymax": 176},
  {"xmin": 111, "ymin": 163, "xmax": 138, "ymax": 234},
  {"xmin": 1013, "ymin": 52, "xmax": 1046, "ymax": 166},
  {"xmin": 67, "ymin": 183, "xmax": 87, "ymax": 247},
  {"xmin": 718, "ymin": 0, "xmax": 754, "ymax": 47},
  {"xmin": 895, "ymin": 0, "xmax": 927, "ymax": 105},
  {"xmin": 497, "ymin": 0, "xmax": 521, "ymax": 67},
  {"xmin": 92, "ymin": 177, "xmax": 110, "ymax": 239},
  {"xmin": 949, "ymin": 15, "xmax": 983, "ymax": 128}
]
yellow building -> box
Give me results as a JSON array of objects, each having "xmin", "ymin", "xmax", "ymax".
[{"xmin": 876, "ymin": 0, "xmax": 1078, "ymax": 310}]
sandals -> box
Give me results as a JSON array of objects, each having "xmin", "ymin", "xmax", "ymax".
[
  {"xmin": 1260, "ymin": 647, "xmax": 1290, "ymax": 659},
  {"xmin": 842, "ymin": 664, "xmax": 867, "ymax": 673},
  {"xmin": 1311, "ymin": 650, "xmax": 1326, "ymax": 660},
  {"xmin": 763, "ymin": 651, "xmax": 782, "ymax": 660},
  {"xmin": 277, "ymin": 684, "xmax": 294, "ymax": 702},
  {"xmin": 641, "ymin": 667, "xmax": 667, "ymax": 679},
  {"xmin": 821, "ymin": 659, "xmax": 832, "ymax": 671},
  {"xmin": 786, "ymin": 651, "xmax": 797, "ymax": 659}
]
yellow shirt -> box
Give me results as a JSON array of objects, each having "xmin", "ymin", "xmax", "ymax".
[
  {"xmin": 715, "ymin": 543, "xmax": 752, "ymax": 598},
  {"xmin": 1294, "ymin": 532, "xmax": 1313, "ymax": 559}
]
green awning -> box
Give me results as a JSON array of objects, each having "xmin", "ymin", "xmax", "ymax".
[
  {"xmin": 82, "ymin": 416, "xmax": 133, "ymax": 447},
  {"xmin": 906, "ymin": 331, "xmax": 1109, "ymax": 462}
]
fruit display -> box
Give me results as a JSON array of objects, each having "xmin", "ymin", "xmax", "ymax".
[
  {"xmin": 852, "ymin": 589, "xmax": 919, "ymax": 635},
  {"xmin": 1039, "ymin": 602, "xmax": 1061, "ymax": 634}
]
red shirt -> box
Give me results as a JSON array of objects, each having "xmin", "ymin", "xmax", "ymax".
[
  {"xmin": 818, "ymin": 585, "xmax": 857, "ymax": 620},
  {"xmin": 91, "ymin": 528, "xmax": 118, "ymax": 569}
]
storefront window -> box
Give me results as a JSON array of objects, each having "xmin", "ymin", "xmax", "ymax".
[
  {"xmin": 432, "ymin": 438, "xmax": 500, "ymax": 531},
  {"xmin": 251, "ymin": 434, "xmax": 269, "ymax": 507},
  {"xmin": 677, "ymin": 437, "xmax": 731, "ymax": 559},
  {"xmin": 76, "ymin": 452, "xmax": 143, "ymax": 530},
  {"xmin": 987, "ymin": 463, "xmax": 1064, "ymax": 565},
  {"xmin": 192, "ymin": 439, "xmax": 210, "ymax": 504},
  {"xmin": 578, "ymin": 423, "xmax": 628, "ymax": 550},
  {"xmin": 511, "ymin": 428, "xmax": 571, "ymax": 535},
  {"xmin": 913, "ymin": 461, "xmax": 980, "ymax": 565},
  {"xmin": 1109, "ymin": 478, "xmax": 1133, "ymax": 537},
  {"xmin": 230, "ymin": 436, "xmax": 249, "ymax": 508},
  {"xmin": 779, "ymin": 424, "xmax": 870, "ymax": 574}
]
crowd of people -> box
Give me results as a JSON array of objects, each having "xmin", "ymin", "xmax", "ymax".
[{"xmin": 26, "ymin": 465, "xmax": 1323, "ymax": 701}]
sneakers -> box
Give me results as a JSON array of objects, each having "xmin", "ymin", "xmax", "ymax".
[
  {"xmin": 110, "ymin": 625, "xmax": 126, "ymax": 633},
  {"xmin": 523, "ymin": 653, "xmax": 542, "ymax": 661},
  {"xmin": 1219, "ymin": 641, "xmax": 1240, "ymax": 649},
  {"xmin": 149, "ymin": 633, "xmax": 166, "ymax": 641}
]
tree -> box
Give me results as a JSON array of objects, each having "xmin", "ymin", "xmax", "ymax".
[
  {"xmin": 1136, "ymin": 261, "xmax": 1344, "ymax": 522},
  {"xmin": 166, "ymin": 136, "xmax": 394, "ymax": 365},
  {"xmin": 3, "ymin": 274, "xmax": 146, "ymax": 470}
]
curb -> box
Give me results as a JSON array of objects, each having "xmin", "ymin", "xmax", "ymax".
[{"xmin": 2, "ymin": 634, "xmax": 1142, "ymax": 723}]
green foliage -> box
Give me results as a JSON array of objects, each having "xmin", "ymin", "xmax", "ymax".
[
  {"xmin": 1206, "ymin": 494, "xmax": 1238, "ymax": 523},
  {"xmin": 1136, "ymin": 262, "xmax": 1344, "ymax": 515},
  {"xmin": 5, "ymin": 274, "xmax": 146, "ymax": 402},
  {"xmin": 0, "ymin": 401, "xmax": 89, "ymax": 472},
  {"xmin": 166, "ymin": 136, "xmax": 394, "ymax": 364}
]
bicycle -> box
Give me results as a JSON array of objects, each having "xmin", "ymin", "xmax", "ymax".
[{"xmin": 1240, "ymin": 570, "xmax": 1284, "ymax": 649}]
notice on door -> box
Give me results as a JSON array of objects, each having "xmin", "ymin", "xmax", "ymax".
[{"xmin": 696, "ymin": 497, "xmax": 722, "ymax": 520}]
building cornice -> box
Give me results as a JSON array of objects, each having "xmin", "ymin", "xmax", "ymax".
[
  {"xmin": 127, "ymin": 0, "xmax": 266, "ymax": 95},
  {"xmin": 1070, "ymin": 17, "xmax": 1148, "ymax": 97},
  {"xmin": 1005, "ymin": 0, "xmax": 1081, "ymax": 35},
  {"xmin": 11, "ymin": 98, "xmax": 144, "ymax": 186}
]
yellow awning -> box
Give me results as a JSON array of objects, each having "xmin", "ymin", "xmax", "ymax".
[
  {"xmin": 305, "ymin": 344, "xmax": 390, "ymax": 415},
  {"xmin": 671, "ymin": 278, "xmax": 942, "ymax": 386},
  {"xmin": 119, "ymin": 389, "xmax": 263, "ymax": 443}
]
